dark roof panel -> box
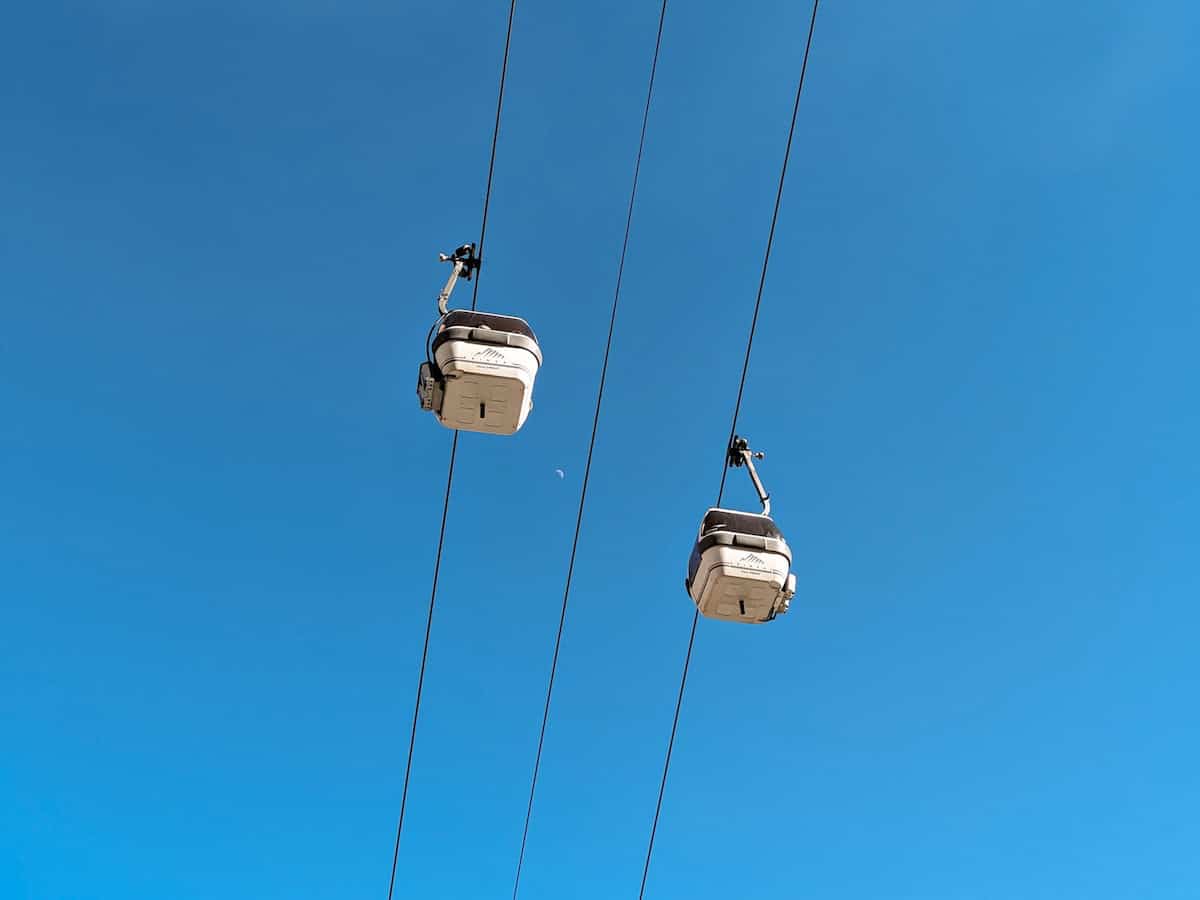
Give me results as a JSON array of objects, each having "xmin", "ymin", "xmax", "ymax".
[
  {"xmin": 699, "ymin": 508, "xmax": 782, "ymax": 540},
  {"xmin": 438, "ymin": 309, "xmax": 537, "ymax": 341}
]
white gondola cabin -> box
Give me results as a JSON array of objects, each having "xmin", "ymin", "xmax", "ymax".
[
  {"xmin": 416, "ymin": 244, "xmax": 543, "ymax": 435},
  {"xmin": 685, "ymin": 437, "xmax": 796, "ymax": 623}
]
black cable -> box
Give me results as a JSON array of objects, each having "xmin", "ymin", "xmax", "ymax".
[
  {"xmin": 386, "ymin": 432, "xmax": 458, "ymax": 900},
  {"xmin": 508, "ymin": 5, "xmax": 670, "ymax": 898},
  {"xmin": 385, "ymin": 4, "xmax": 519, "ymax": 896},
  {"xmin": 636, "ymin": 606, "xmax": 698, "ymax": 899},
  {"xmin": 637, "ymin": 2, "xmax": 822, "ymax": 896},
  {"xmin": 716, "ymin": 0, "xmax": 821, "ymax": 502},
  {"xmin": 472, "ymin": 0, "xmax": 519, "ymax": 312}
]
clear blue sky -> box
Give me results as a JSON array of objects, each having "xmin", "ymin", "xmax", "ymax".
[{"xmin": 3, "ymin": 1, "xmax": 1198, "ymax": 898}]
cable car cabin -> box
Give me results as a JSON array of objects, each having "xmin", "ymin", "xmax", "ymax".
[
  {"xmin": 685, "ymin": 435, "xmax": 796, "ymax": 624},
  {"xmin": 686, "ymin": 508, "xmax": 795, "ymax": 623},
  {"xmin": 415, "ymin": 242, "xmax": 543, "ymax": 436},
  {"xmin": 418, "ymin": 310, "xmax": 542, "ymax": 435}
]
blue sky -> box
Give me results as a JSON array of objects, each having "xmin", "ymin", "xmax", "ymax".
[{"xmin": 3, "ymin": 1, "xmax": 1199, "ymax": 898}]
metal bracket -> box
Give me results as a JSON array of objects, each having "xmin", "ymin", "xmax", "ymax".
[
  {"xmin": 435, "ymin": 242, "xmax": 480, "ymax": 315},
  {"xmin": 416, "ymin": 362, "xmax": 443, "ymax": 412},
  {"xmin": 727, "ymin": 434, "xmax": 771, "ymax": 517}
]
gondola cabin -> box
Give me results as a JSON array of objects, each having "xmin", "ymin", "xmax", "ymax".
[
  {"xmin": 416, "ymin": 242, "xmax": 542, "ymax": 436},
  {"xmin": 686, "ymin": 508, "xmax": 795, "ymax": 623},
  {"xmin": 418, "ymin": 310, "xmax": 542, "ymax": 435},
  {"xmin": 685, "ymin": 435, "xmax": 796, "ymax": 623}
]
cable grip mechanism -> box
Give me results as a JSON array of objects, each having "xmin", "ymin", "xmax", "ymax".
[{"xmin": 436, "ymin": 242, "xmax": 481, "ymax": 315}]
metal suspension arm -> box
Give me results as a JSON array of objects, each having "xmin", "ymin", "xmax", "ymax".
[
  {"xmin": 728, "ymin": 435, "xmax": 771, "ymax": 517},
  {"xmin": 435, "ymin": 243, "xmax": 480, "ymax": 315}
]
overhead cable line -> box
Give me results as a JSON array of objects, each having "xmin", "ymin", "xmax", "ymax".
[
  {"xmin": 471, "ymin": 0, "xmax": 518, "ymax": 311},
  {"xmin": 385, "ymin": 3, "xmax": 519, "ymax": 897},
  {"xmin": 508, "ymin": 3, "xmax": 671, "ymax": 897},
  {"xmin": 637, "ymin": 1, "xmax": 822, "ymax": 896}
]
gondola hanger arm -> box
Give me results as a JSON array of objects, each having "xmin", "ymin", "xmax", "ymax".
[
  {"xmin": 727, "ymin": 435, "xmax": 771, "ymax": 517},
  {"xmin": 435, "ymin": 242, "xmax": 480, "ymax": 315}
]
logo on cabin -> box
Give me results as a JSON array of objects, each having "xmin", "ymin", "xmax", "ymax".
[
  {"xmin": 471, "ymin": 347, "xmax": 506, "ymax": 363},
  {"xmin": 740, "ymin": 553, "xmax": 770, "ymax": 570}
]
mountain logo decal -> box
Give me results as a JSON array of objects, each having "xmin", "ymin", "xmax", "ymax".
[{"xmin": 471, "ymin": 347, "xmax": 506, "ymax": 363}]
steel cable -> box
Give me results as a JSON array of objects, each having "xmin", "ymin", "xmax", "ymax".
[
  {"xmin": 508, "ymin": 4, "xmax": 670, "ymax": 897},
  {"xmin": 385, "ymin": 3, "xmax": 519, "ymax": 896},
  {"xmin": 637, "ymin": 2, "xmax": 822, "ymax": 895}
]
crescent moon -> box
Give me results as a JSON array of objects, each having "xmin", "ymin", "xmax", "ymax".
[{"xmin": 555, "ymin": 468, "xmax": 565, "ymax": 479}]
